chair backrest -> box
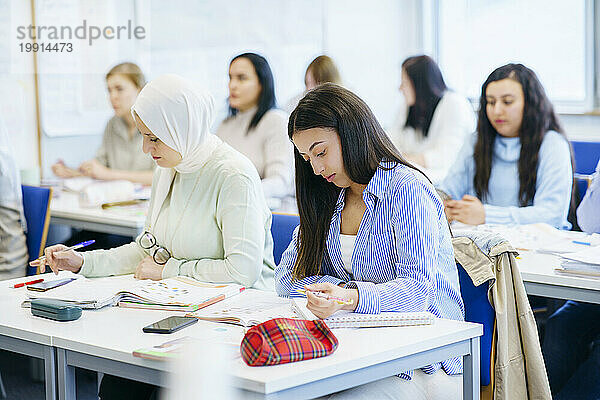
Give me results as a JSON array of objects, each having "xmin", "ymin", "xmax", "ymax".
[
  {"xmin": 457, "ymin": 262, "xmax": 495, "ymax": 387},
  {"xmin": 571, "ymin": 140, "xmax": 600, "ymax": 199},
  {"xmin": 21, "ymin": 185, "xmax": 52, "ymax": 276},
  {"xmin": 270, "ymin": 213, "xmax": 299, "ymax": 265}
]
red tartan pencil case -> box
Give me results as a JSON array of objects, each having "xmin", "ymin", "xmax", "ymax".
[{"xmin": 240, "ymin": 318, "xmax": 339, "ymax": 366}]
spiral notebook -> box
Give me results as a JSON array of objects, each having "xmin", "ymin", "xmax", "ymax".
[{"xmin": 291, "ymin": 298, "xmax": 435, "ymax": 328}]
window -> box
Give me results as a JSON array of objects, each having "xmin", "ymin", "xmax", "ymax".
[{"xmin": 435, "ymin": 0, "xmax": 592, "ymax": 113}]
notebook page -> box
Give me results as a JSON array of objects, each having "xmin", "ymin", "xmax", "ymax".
[
  {"xmin": 189, "ymin": 289, "xmax": 294, "ymax": 326},
  {"xmin": 117, "ymin": 276, "xmax": 244, "ymax": 306},
  {"xmin": 26, "ymin": 274, "xmax": 137, "ymax": 307},
  {"xmin": 291, "ymin": 298, "xmax": 436, "ymax": 328}
]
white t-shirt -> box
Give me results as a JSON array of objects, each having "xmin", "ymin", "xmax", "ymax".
[{"xmin": 339, "ymin": 233, "xmax": 357, "ymax": 275}]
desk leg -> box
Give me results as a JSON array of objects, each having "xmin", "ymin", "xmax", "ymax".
[
  {"xmin": 463, "ymin": 336, "xmax": 480, "ymax": 400},
  {"xmin": 43, "ymin": 346, "xmax": 57, "ymax": 400},
  {"xmin": 56, "ymin": 348, "xmax": 76, "ymax": 400}
]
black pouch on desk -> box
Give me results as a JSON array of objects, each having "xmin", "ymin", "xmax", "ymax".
[{"xmin": 31, "ymin": 299, "xmax": 82, "ymax": 321}]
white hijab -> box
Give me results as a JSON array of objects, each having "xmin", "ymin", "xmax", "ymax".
[
  {"xmin": 0, "ymin": 115, "xmax": 26, "ymax": 229},
  {"xmin": 131, "ymin": 74, "xmax": 221, "ymax": 228}
]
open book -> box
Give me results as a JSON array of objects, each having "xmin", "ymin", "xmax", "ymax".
[
  {"xmin": 26, "ymin": 273, "xmax": 244, "ymax": 311},
  {"xmin": 186, "ymin": 289, "xmax": 295, "ymax": 327},
  {"xmin": 291, "ymin": 298, "xmax": 435, "ymax": 328}
]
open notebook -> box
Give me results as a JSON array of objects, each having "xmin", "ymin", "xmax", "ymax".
[
  {"xmin": 186, "ymin": 289, "xmax": 296, "ymax": 327},
  {"xmin": 291, "ymin": 298, "xmax": 435, "ymax": 328},
  {"xmin": 25, "ymin": 273, "xmax": 244, "ymax": 311}
]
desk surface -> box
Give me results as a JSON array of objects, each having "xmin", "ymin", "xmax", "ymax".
[
  {"xmin": 50, "ymin": 191, "xmax": 147, "ymax": 236},
  {"xmin": 0, "ymin": 274, "xmax": 482, "ymax": 398},
  {"xmin": 517, "ymin": 251, "xmax": 600, "ymax": 304}
]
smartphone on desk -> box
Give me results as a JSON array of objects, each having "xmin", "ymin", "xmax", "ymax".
[
  {"xmin": 27, "ymin": 278, "xmax": 77, "ymax": 292},
  {"xmin": 142, "ymin": 316, "xmax": 198, "ymax": 334}
]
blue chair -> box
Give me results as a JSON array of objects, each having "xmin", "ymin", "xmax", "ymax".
[
  {"xmin": 457, "ymin": 262, "xmax": 495, "ymax": 391},
  {"xmin": 571, "ymin": 140, "xmax": 600, "ymax": 199},
  {"xmin": 21, "ymin": 185, "xmax": 53, "ymax": 276},
  {"xmin": 270, "ymin": 213, "xmax": 299, "ymax": 265}
]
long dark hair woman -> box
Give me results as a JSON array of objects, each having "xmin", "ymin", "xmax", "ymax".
[
  {"xmin": 389, "ymin": 55, "xmax": 475, "ymax": 181},
  {"xmin": 275, "ymin": 83, "xmax": 465, "ymax": 399},
  {"xmin": 216, "ymin": 52, "xmax": 293, "ymax": 210},
  {"xmin": 438, "ymin": 63, "xmax": 573, "ymax": 228}
]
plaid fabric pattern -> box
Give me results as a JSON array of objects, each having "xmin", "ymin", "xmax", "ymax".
[{"xmin": 240, "ymin": 318, "xmax": 338, "ymax": 366}]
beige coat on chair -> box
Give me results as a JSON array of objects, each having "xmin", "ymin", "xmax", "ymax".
[{"xmin": 453, "ymin": 236, "xmax": 551, "ymax": 400}]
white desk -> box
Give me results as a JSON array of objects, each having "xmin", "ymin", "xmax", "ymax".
[
  {"xmin": 517, "ymin": 251, "xmax": 600, "ymax": 304},
  {"xmin": 0, "ymin": 274, "xmax": 483, "ymax": 400},
  {"xmin": 50, "ymin": 191, "xmax": 146, "ymax": 237}
]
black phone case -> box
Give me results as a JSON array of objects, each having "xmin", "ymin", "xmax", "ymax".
[{"xmin": 142, "ymin": 317, "xmax": 197, "ymax": 334}]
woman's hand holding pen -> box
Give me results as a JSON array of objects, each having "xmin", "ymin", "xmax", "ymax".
[
  {"xmin": 304, "ymin": 282, "xmax": 358, "ymax": 319},
  {"xmin": 29, "ymin": 244, "xmax": 84, "ymax": 275}
]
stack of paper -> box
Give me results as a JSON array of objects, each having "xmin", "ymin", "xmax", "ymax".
[{"xmin": 556, "ymin": 246, "xmax": 600, "ymax": 277}]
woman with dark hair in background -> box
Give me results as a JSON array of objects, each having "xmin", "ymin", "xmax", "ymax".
[
  {"xmin": 275, "ymin": 83, "xmax": 464, "ymax": 399},
  {"xmin": 216, "ymin": 52, "xmax": 293, "ymax": 210},
  {"xmin": 438, "ymin": 63, "xmax": 573, "ymax": 228},
  {"xmin": 388, "ymin": 55, "xmax": 475, "ymax": 181}
]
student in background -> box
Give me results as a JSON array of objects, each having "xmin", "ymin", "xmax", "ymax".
[
  {"xmin": 275, "ymin": 84, "xmax": 464, "ymax": 399},
  {"xmin": 438, "ymin": 63, "xmax": 573, "ymax": 228},
  {"xmin": 35, "ymin": 74, "xmax": 275, "ymax": 287},
  {"xmin": 284, "ymin": 54, "xmax": 342, "ymax": 112},
  {"xmin": 542, "ymin": 159, "xmax": 600, "ymax": 400},
  {"xmin": 0, "ymin": 116, "xmax": 28, "ymax": 280},
  {"xmin": 52, "ymin": 62, "xmax": 154, "ymax": 185},
  {"xmin": 387, "ymin": 55, "xmax": 475, "ymax": 181},
  {"xmin": 216, "ymin": 53, "xmax": 293, "ymax": 210}
]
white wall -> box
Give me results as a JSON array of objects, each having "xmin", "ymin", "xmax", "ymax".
[
  {"xmin": 1, "ymin": 0, "xmax": 38, "ymax": 174},
  {"xmin": 8, "ymin": 0, "xmax": 600, "ymax": 181}
]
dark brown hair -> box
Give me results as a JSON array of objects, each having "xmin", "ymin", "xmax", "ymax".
[
  {"xmin": 288, "ymin": 83, "xmax": 421, "ymax": 279},
  {"xmin": 474, "ymin": 63, "xmax": 567, "ymax": 206},
  {"xmin": 402, "ymin": 55, "xmax": 447, "ymax": 138}
]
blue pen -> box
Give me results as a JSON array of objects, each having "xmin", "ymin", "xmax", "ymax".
[
  {"xmin": 35, "ymin": 240, "xmax": 96, "ymax": 263},
  {"xmin": 572, "ymin": 240, "xmax": 591, "ymax": 246}
]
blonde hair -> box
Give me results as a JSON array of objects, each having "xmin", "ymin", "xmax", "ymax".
[
  {"xmin": 106, "ymin": 62, "xmax": 146, "ymax": 89},
  {"xmin": 306, "ymin": 55, "xmax": 342, "ymax": 86}
]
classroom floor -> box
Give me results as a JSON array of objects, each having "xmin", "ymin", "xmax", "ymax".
[{"xmin": 0, "ymin": 350, "xmax": 97, "ymax": 400}]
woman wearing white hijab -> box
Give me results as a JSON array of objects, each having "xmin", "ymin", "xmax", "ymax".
[
  {"xmin": 0, "ymin": 115, "xmax": 28, "ymax": 280},
  {"xmin": 34, "ymin": 74, "xmax": 275, "ymax": 290}
]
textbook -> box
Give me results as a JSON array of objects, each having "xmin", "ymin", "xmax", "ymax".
[
  {"xmin": 26, "ymin": 273, "xmax": 244, "ymax": 311},
  {"xmin": 186, "ymin": 289, "xmax": 295, "ymax": 327},
  {"xmin": 291, "ymin": 298, "xmax": 436, "ymax": 328}
]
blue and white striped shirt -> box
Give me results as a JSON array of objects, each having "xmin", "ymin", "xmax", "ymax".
[{"xmin": 275, "ymin": 161, "xmax": 465, "ymax": 378}]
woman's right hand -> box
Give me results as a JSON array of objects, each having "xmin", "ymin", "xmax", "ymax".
[
  {"xmin": 29, "ymin": 244, "xmax": 84, "ymax": 275},
  {"xmin": 51, "ymin": 160, "xmax": 81, "ymax": 178}
]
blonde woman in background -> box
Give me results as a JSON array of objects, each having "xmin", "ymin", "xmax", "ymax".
[
  {"xmin": 52, "ymin": 62, "xmax": 154, "ymax": 185},
  {"xmin": 285, "ymin": 54, "xmax": 342, "ymax": 112}
]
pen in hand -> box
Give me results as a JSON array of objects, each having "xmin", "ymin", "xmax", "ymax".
[{"xmin": 29, "ymin": 240, "xmax": 96, "ymax": 273}]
